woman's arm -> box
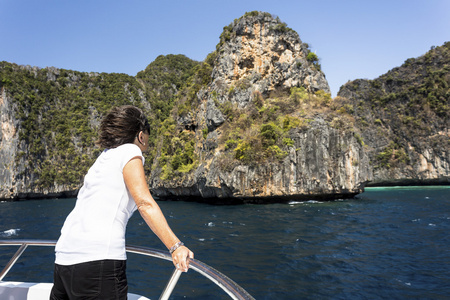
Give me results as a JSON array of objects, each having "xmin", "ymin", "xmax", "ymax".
[{"xmin": 123, "ymin": 157, "xmax": 194, "ymax": 272}]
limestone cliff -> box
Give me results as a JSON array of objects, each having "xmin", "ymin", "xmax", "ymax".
[
  {"xmin": 0, "ymin": 63, "xmax": 150, "ymax": 200},
  {"xmin": 148, "ymin": 12, "xmax": 370, "ymax": 202},
  {"xmin": 337, "ymin": 42, "xmax": 449, "ymax": 185},
  {"xmin": 212, "ymin": 12, "xmax": 329, "ymax": 96},
  {"xmin": 0, "ymin": 86, "xmax": 21, "ymax": 199},
  {"xmin": 150, "ymin": 116, "xmax": 371, "ymax": 203}
]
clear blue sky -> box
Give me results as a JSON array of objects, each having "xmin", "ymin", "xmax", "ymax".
[{"xmin": 1, "ymin": 0, "xmax": 449, "ymax": 96}]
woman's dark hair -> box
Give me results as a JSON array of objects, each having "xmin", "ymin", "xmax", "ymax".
[{"xmin": 97, "ymin": 105, "xmax": 150, "ymax": 149}]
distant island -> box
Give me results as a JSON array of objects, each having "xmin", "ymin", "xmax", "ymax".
[{"xmin": 0, "ymin": 11, "xmax": 448, "ymax": 202}]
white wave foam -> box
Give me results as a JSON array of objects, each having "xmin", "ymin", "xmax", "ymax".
[
  {"xmin": 1, "ymin": 229, "xmax": 20, "ymax": 237},
  {"xmin": 197, "ymin": 238, "xmax": 214, "ymax": 242},
  {"xmin": 289, "ymin": 200, "xmax": 324, "ymax": 205},
  {"xmin": 288, "ymin": 201, "xmax": 304, "ymax": 205},
  {"xmin": 306, "ymin": 200, "xmax": 323, "ymax": 204}
]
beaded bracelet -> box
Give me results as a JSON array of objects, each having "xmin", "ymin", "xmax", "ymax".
[{"xmin": 169, "ymin": 241, "xmax": 184, "ymax": 254}]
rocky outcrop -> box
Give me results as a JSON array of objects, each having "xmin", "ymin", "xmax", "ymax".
[
  {"xmin": 212, "ymin": 13, "xmax": 329, "ymax": 94},
  {"xmin": 337, "ymin": 42, "xmax": 450, "ymax": 186},
  {"xmin": 205, "ymin": 12, "xmax": 329, "ymax": 131},
  {"xmin": 0, "ymin": 62, "xmax": 148, "ymax": 200},
  {"xmin": 148, "ymin": 12, "xmax": 371, "ymax": 202},
  {"xmin": 0, "ymin": 86, "xmax": 80, "ymax": 199},
  {"xmin": 150, "ymin": 117, "xmax": 371, "ymax": 203},
  {"xmin": 0, "ymin": 87, "xmax": 20, "ymax": 199}
]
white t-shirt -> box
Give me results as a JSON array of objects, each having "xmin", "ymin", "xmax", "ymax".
[{"xmin": 55, "ymin": 143, "xmax": 144, "ymax": 265}]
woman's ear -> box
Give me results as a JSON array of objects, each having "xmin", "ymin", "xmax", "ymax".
[{"xmin": 138, "ymin": 131, "xmax": 145, "ymax": 145}]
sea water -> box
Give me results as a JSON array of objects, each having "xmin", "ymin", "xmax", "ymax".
[{"xmin": 0, "ymin": 186, "xmax": 449, "ymax": 299}]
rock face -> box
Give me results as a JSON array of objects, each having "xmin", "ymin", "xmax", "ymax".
[
  {"xmin": 0, "ymin": 86, "xmax": 74, "ymax": 199},
  {"xmin": 150, "ymin": 117, "xmax": 371, "ymax": 202},
  {"xmin": 212, "ymin": 13, "xmax": 329, "ymax": 95},
  {"xmin": 337, "ymin": 42, "xmax": 449, "ymax": 186},
  {"xmin": 205, "ymin": 12, "xmax": 330, "ymax": 130},
  {"xmin": 0, "ymin": 87, "xmax": 20, "ymax": 199},
  {"xmin": 0, "ymin": 63, "xmax": 148, "ymax": 200},
  {"xmin": 148, "ymin": 12, "xmax": 370, "ymax": 202}
]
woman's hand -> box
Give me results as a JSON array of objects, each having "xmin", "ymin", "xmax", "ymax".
[{"xmin": 172, "ymin": 246, "xmax": 194, "ymax": 272}]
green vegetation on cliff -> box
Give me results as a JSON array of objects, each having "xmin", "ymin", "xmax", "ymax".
[
  {"xmin": 150, "ymin": 53, "xmax": 216, "ymax": 180},
  {"xmin": 0, "ymin": 54, "xmax": 206, "ymax": 189},
  {"xmin": 337, "ymin": 41, "xmax": 449, "ymax": 171},
  {"xmin": 0, "ymin": 62, "xmax": 150, "ymax": 189},
  {"xmin": 136, "ymin": 54, "xmax": 199, "ymax": 121},
  {"xmin": 213, "ymin": 87, "xmax": 334, "ymax": 170}
]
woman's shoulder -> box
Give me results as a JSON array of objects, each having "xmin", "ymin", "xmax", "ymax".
[
  {"xmin": 99, "ymin": 144, "xmax": 145, "ymax": 169},
  {"xmin": 115, "ymin": 144, "xmax": 144, "ymax": 167},
  {"xmin": 116, "ymin": 143, "xmax": 142, "ymax": 151},
  {"xmin": 111, "ymin": 143, "xmax": 143, "ymax": 158},
  {"xmin": 101, "ymin": 144, "xmax": 142, "ymax": 159}
]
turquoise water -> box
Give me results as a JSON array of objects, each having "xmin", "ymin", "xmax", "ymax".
[{"xmin": 1, "ymin": 186, "xmax": 449, "ymax": 299}]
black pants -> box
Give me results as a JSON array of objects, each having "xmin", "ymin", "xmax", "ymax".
[{"xmin": 50, "ymin": 260, "xmax": 128, "ymax": 300}]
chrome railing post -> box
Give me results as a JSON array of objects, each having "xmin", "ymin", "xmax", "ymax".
[
  {"xmin": 0, "ymin": 243, "xmax": 28, "ymax": 281},
  {"xmin": 158, "ymin": 268, "xmax": 183, "ymax": 300}
]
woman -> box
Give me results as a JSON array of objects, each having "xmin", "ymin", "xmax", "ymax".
[{"xmin": 50, "ymin": 105, "xmax": 193, "ymax": 299}]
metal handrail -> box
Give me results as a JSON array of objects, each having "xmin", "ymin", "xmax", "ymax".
[{"xmin": 0, "ymin": 239, "xmax": 254, "ymax": 300}]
